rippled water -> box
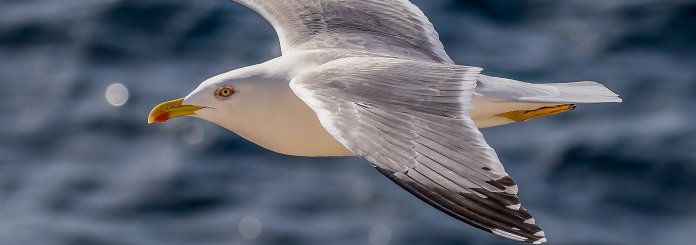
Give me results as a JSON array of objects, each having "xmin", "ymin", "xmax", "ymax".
[{"xmin": 1, "ymin": 0, "xmax": 695, "ymax": 244}]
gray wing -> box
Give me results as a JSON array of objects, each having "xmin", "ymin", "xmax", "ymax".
[
  {"xmin": 290, "ymin": 57, "xmax": 547, "ymax": 244},
  {"xmin": 229, "ymin": 0, "xmax": 453, "ymax": 64}
]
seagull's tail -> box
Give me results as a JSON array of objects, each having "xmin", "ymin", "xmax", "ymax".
[
  {"xmin": 521, "ymin": 81, "xmax": 623, "ymax": 104},
  {"xmin": 472, "ymin": 75, "xmax": 621, "ymax": 128},
  {"xmin": 476, "ymin": 75, "xmax": 622, "ymax": 104}
]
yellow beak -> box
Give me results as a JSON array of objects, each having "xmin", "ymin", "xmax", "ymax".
[{"xmin": 148, "ymin": 98, "xmax": 204, "ymax": 124}]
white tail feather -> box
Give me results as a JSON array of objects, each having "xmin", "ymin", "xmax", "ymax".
[
  {"xmin": 542, "ymin": 81, "xmax": 623, "ymax": 104},
  {"xmin": 476, "ymin": 75, "xmax": 622, "ymax": 104}
]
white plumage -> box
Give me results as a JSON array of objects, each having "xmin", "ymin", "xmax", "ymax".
[{"xmin": 149, "ymin": 1, "xmax": 622, "ymax": 243}]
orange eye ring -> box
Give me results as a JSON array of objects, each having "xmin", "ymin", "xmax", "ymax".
[{"xmin": 215, "ymin": 86, "xmax": 234, "ymax": 100}]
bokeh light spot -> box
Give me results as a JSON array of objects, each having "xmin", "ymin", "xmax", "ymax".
[
  {"xmin": 182, "ymin": 123, "xmax": 206, "ymax": 145},
  {"xmin": 352, "ymin": 179, "xmax": 375, "ymax": 202},
  {"xmin": 369, "ymin": 224, "xmax": 392, "ymax": 245},
  {"xmin": 239, "ymin": 216, "xmax": 263, "ymax": 240},
  {"xmin": 105, "ymin": 83, "xmax": 129, "ymax": 106}
]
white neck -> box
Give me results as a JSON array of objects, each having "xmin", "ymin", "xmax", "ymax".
[{"xmin": 197, "ymin": 55, "xmax": 353, "ymax": 157}]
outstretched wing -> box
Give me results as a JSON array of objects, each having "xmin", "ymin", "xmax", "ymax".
[
  {"xmin": 229, "ymin": 0, "xmax": 453, "ymax": 64},
  {"xmin": 290, "ymin": 57, "xmax": 547, "ymax": 244}
]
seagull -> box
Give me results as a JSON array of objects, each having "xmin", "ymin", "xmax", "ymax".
[{"xmin": 148, "ymin": 0, "xmax": 621, "ymax": 243}]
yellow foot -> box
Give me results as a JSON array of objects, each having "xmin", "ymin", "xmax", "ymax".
[{"xmin": 496, "ymin": 104, "xmax": 576, "ymax": 122}]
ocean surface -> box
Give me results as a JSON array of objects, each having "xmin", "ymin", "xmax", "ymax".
[{"xmin": 1, "ymin": 0, "xmax": 695, "ymax": 244}]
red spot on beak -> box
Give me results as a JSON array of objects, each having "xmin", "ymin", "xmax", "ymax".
[{"xmin": 153, "ymin": 112, "xmax": 171, "ymax": 123}]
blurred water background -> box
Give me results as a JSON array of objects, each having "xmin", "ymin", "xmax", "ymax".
[{"xmin": 1, "ymin": 0, "xmax": 695, "ymax": 244}]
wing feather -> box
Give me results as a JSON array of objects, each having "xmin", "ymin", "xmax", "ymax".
[
  {"xmin": 229, "ymin": 0, "xmax": 453, "ymax": 64},
  {"xmin": 290, "ymin": 57, "xmax": 547, "ymax": 244}
]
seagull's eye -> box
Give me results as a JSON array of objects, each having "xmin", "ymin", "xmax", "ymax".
[{"xmin": 215, "ymin": 86, "xmax": 234, "ymax": 100}]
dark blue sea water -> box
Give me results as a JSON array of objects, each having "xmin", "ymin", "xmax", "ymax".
[{"xmin": 1, "ymin": 0, "xmax": 695, "ymax": 244}]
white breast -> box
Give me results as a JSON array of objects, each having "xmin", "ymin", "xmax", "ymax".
[{"xmin": 213, "ymin": 79, "xmax": 354, "ymax": 157}]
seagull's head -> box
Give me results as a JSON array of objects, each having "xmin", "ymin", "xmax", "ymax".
[{"xmin": 147, "ymin": 71, "xmax": 262, "ymax": 126}]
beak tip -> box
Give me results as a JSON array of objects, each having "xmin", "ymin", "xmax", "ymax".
[
  {"xmin": 148, "ymin": 113, "xmax": 170, "ymax": 124},
  {"xmin": 155, "ymin": 112, "xmax": 171, "ymax": 123},
  {"xmin": 148, "ymin": 98, "xmax": 200, "ymax": 125}
]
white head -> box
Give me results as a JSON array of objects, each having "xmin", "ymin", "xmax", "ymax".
[{"xmin": 147, "ymin": 66, "xmax": 280, "ymax": 129}]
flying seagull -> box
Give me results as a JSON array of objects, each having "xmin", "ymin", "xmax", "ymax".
[{"xmin": 148, "ymin": 0, "xmax": 621, "ymax": 243}]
